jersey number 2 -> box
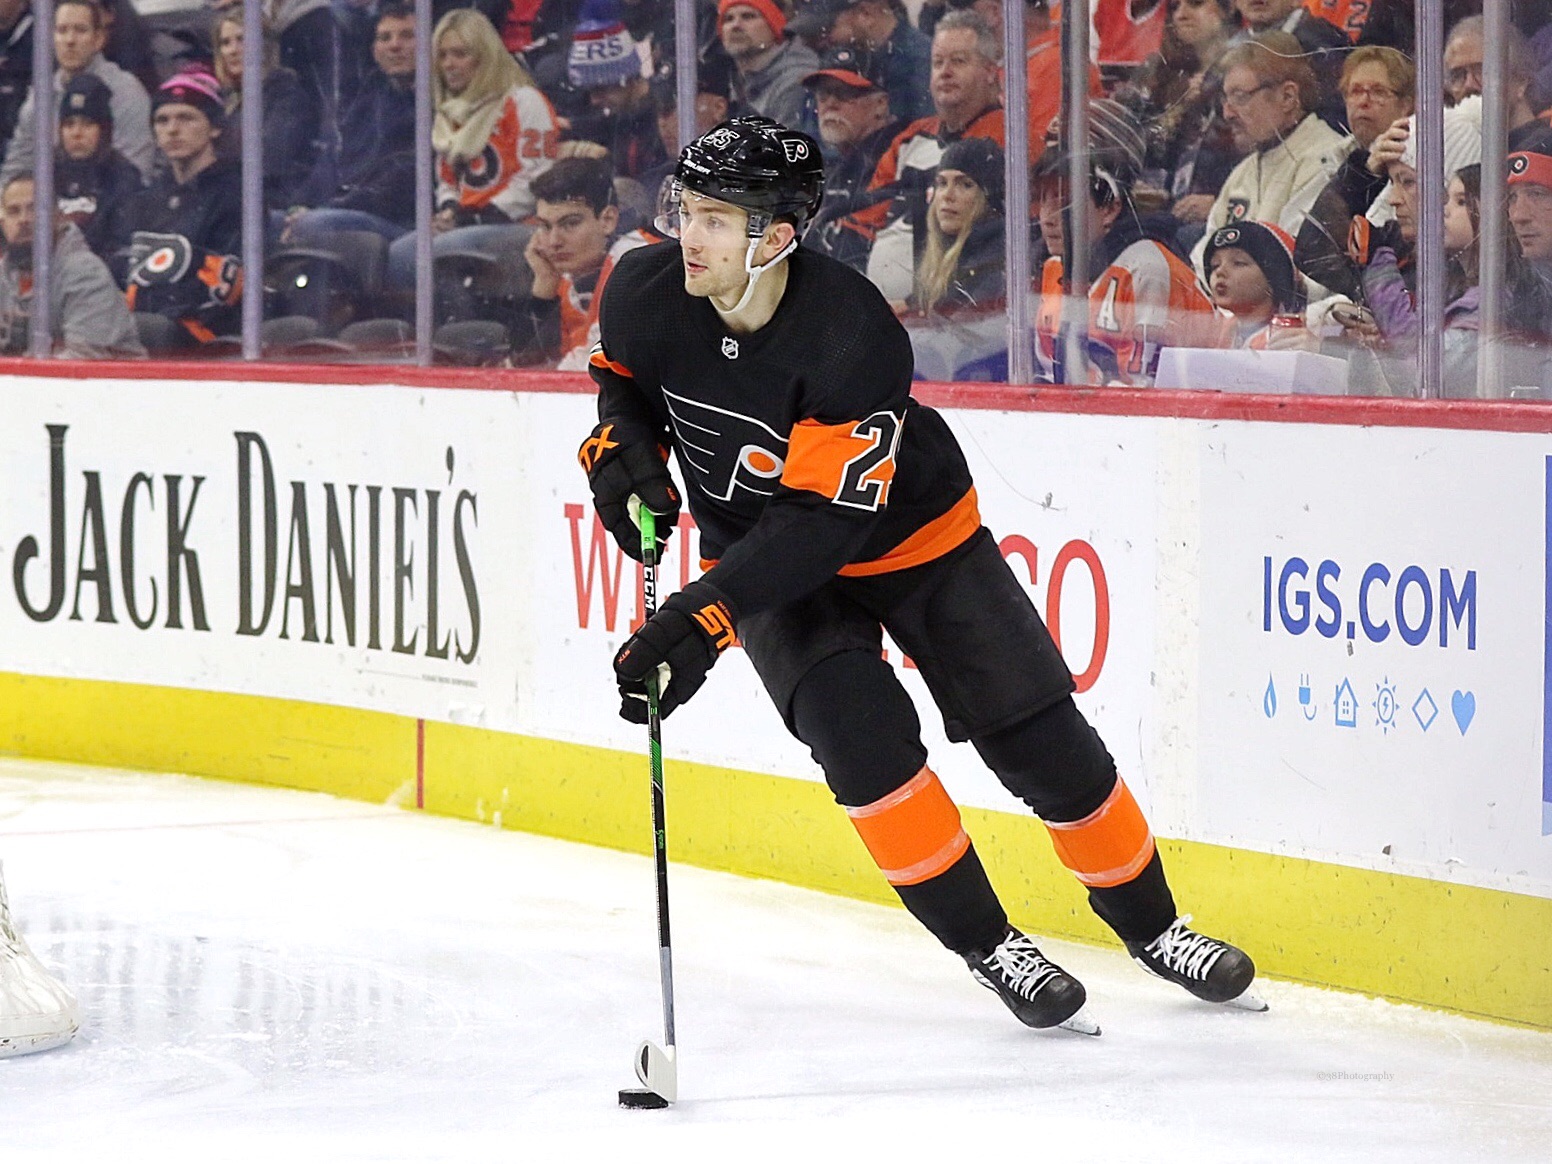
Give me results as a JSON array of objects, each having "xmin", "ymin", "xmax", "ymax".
[{"xmin": 834, "ymin": 411, "xmax": 903, "ymax": 511}]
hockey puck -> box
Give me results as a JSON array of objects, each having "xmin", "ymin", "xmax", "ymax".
[{"xmin": 618, "ymin": 1087, "xmax": 669, "ymax": 1109}]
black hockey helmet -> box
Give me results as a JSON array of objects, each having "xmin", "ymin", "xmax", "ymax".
[{"xmin": 670, "ymin": 115, "xmax": 825, "ymax": 237}]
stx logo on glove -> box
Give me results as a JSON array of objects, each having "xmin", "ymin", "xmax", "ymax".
[
  {"xmin": 691, "ymin": 600, "xmax": 737, "ymax": 650},
  {"xmin": 578, "ymin": 423, "xmax": 619, "ymax": 472}
]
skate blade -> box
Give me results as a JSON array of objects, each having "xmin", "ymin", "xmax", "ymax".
[
  {"xmin": 1223, "ymin": 986, "xmax": 1268, "ymax": 1012},
  {"xmin": 634, "ymin": 1039, "xmax": 677, "ymax": 1102},
  {"xmin": 1058, "ymin": 1005, "xmax": 1102, "ymax": 1036}
]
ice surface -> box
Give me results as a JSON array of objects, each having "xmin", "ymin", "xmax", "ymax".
[{"xmin": 1, "ymin": 758, "xmax": 1549, "ymax": 1162}]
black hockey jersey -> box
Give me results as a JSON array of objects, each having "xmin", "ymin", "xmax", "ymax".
[{"xmin": 590, "ymin": 241, "xmax": 978, "ymax": 618}]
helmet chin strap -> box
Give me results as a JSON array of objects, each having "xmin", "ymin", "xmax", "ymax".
[{"xmin": 727, "ymin": 233, "xmax": 797, "ymax": 315}]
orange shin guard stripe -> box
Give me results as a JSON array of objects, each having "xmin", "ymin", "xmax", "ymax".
[
  {"xmin": 1044, "ymin": 777, "xmax": 1157, "ymax": 888},
  {"xmin": 846, "ymin": 767, "xmax": 970, "ymax": 887}
]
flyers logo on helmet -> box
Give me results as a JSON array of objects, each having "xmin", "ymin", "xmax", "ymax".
[{"xmin": 781, "ymin": 138, "xmax": 810, "ymax": 162}]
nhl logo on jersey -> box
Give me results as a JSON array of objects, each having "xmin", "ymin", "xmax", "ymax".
[{"xmin": 721, "ymin": 335, "xmax": 739, "ymax": 359}]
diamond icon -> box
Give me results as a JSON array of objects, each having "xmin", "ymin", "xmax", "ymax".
[{"xmin": 1413, "ymin": 688, "xmax": 1438, "ymax": 732}]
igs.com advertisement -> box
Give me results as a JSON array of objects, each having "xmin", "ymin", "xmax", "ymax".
[{"xmin": 1195, "ymin": 424, "xmax": 1552, "ymax": 896}]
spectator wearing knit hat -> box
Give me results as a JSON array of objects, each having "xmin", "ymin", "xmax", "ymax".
[
  {"xmin": 54, "ymin": 71, "xmax": 142, "ymax": 263},
  {"xmin": 1204, "ymin": 220, "xmax": 1308, "ymax": 349},
  {"xmin": 111, "ymin": 68, "xmax": 244, "ymax": 348},
  {"xmin": 1505, "ymin": 148, "xmax": 1552, "ymax": 379},
  {"xmin": 1034, "ymin": 98, "xmax": 1223, "ymax": 386},
  {"xmin": 907, "ymin": 136, "xmax": 1005, "ymax": 317},
  {"xmin": 801, "ymin": 45, "xmax": 908, "ymax": 271},
  {"xmin": 1, "ymin": 0, "xmax": 152, "ymax": 185},
  {"xmin": 719, "ymin": 0, "xmax": 819, "ymax": 131},
  {"xmin": 562, "ymin": 0, "xmax": 665, "ymax": 180}
]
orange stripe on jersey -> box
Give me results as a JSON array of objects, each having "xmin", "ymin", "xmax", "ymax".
[
  {"xmin": 782, "ymin": 411, "xmax": 902, "ymax": 511},
  {"xmin": 588, "ymin": 346, "xmax": 633, "ymax": 379},
  {"xmin": 1043, "ymin": 777, "xmax": 1156, "ymax": 888},
  {"xmin": 846, "ymin": 766, "xmax": 970, "ymax": 886},
  {"xmin": 839, "ymin": 487, "xmax": 980, "ymax": 577}
]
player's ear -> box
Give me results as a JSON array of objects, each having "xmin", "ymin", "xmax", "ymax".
[{"xmin": 762, "ymin": 220, "xmax": 796, "ymax": 258}]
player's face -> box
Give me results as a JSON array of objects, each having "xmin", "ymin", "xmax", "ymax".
[
  {"xmin": 1509, "ymin": 182, "xmax": 1552, "ymax": 262},
  {"xmin": 533, "ymin": 197, "xmax": 616, "ymax": 276},
  {"xmin": 1342, "ymin": 61, "xmax": 1411, "ymax": 149},
  {"xmin": 1387, "ymin": 160, "xmax": 1418, "ymax": 243},
  {"xmin": 1208, "ymin": 247, "xmax": 1272, "ymax": 315},
  {"xmin": 677, "ymin": 191, "xmax": 755, "ymax": 301},
  {"xmin": 1442, "ymin": 176, "xmax": 1475, "ymax": 257}
]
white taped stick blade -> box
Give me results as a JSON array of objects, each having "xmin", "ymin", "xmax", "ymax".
[
  {"xmin": 0, "ymin": 867, "xmax": 80, "ymax": 1059},
  {"xmin": 634, "ymin": 1039, "xmax": 677, "ymax": 1102}
]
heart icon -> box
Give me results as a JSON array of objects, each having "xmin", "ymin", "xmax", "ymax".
[{"xmin": 1451, "ymin": 690, "xmax": 1475, "ymax": 735}]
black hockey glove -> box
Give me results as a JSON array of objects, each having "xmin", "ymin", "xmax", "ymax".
[
  {"xmin": 613, "ymin": 581, "xmax": 737, "ymax": 722},
  {"xmin": 578, "ymin": 420, "xmax": 680, "ymax": 563}
]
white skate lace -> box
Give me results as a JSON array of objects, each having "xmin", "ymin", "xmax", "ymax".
[
  {"xmin": 983, "ymin": 932, "xmax": 1061, "ymax": 1000},
  {"xmin": 1144, "ymin": 915, "xmax": 1224, "ymax": 981}
]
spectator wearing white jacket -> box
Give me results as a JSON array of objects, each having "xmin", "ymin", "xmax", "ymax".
[{"xmin": 1190, "ymin": 30, "xmax": 1348, "ymax": 279}]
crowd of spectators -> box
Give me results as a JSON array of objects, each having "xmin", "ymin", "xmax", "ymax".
[{"xmin": 1, "ymin": 0, "xmax": 1552, "ymax": 396}]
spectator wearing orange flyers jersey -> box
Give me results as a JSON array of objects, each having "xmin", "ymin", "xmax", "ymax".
[
  {"xmin": 431, "ymin": 8, "xmax": 558, "ymax": 230},
  {"xmin": 1033, "ymin": 99, "xmax": 1223, "ymax": 386},
  {"xmin": 1302, "ymin": 0, "xmax": 1369, "ymax": 43},
  {"xmin": 384, "ymin": 7, "xmax": 559, "ymax": 292},
  {"xmin": 1093, "ymin": 0, "xmax": 1168, "ymax": 67}
]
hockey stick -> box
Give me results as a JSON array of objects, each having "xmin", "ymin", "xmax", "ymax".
[{"xmin": 619, "ymin": 502, "xmax": 677, "ymax": 1108}]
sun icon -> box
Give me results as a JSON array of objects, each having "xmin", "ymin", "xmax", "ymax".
[{"xmin": 1374, "ymin": 677, "xmax": 1398, "ymax": 734}]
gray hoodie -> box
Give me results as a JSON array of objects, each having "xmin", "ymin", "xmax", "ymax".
[
  {"xmin": 733, "ymin": 39, "xmax": 819, "ymax": 133},
  {"xmin": 1, "ymin": 54, "xmax": 154, "ymax": 185},
  {"xmin": 0, "ymin": 221, "xmax": 146, "ymax": 358}
]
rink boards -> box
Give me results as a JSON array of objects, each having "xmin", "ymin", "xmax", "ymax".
[{"xmin": 0, "ymin": 362, "xmax": 1549, "ymax": 1028}]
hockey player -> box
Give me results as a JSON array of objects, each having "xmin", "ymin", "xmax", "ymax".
[
  {"xmin": 1034, "ymin": 100, "xmax": 1223, "ymax": 386},
  {"xmin": 579, "ymin": 115, "xmax": 1263, "ymax": 1032}
]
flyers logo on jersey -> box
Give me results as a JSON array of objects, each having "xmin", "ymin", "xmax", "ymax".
[
  {"xmin": 661, "ymin": 387, "xmax": 788, "ymax": 504},
  {"xmin": 692, "ymin": 600, "xmax": 737, "ymax": 650},
  {"xmin": 784, "ymin": 410, "xmax": 904, "ymax": 512}
]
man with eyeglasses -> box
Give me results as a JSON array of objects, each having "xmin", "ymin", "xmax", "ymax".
[
  {"xmin": 514, "ymin": 155, "xmax": 652, "ymax": 369},
  {"xmin": 1293, "ymin": 45, "xmax": 1413, "ymax": 300},
  {"xmin": 1232, "ymin": 0, "xmax": 1348, "ymax": 128},
  {"xmin": 1441, "ymin": 16, "xmax": 1551, "ymax": 153},
  {"xmin": 1191, "ymin": 30, "xmax": 1347, "ymax": 281}
]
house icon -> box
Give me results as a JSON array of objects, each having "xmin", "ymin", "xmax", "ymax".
[{"xmin": 1334, "ymin": 678, "xmax": 1358, "ymax": 728}]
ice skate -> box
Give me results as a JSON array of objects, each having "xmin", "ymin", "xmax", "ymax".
[
  {"xmin": 965, "ymin": 926, "xmax": 1098, "ymax": 1034},
  {"xmin": 0, "ymin": 867, "xmax": 80, "ymax": 1058},
  {"xmin": 1126, "ymin": 915, "xmax": 1266, "ymax": 1010}
]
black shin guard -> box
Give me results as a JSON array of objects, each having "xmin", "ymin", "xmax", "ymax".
[
  {"xmin": 789, "ymin": 650, "xmax": 1008, "ymax": 955},
  {"xmin": 973, "ymin": 698, "xmax": 1177, "ymax": 945}
]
